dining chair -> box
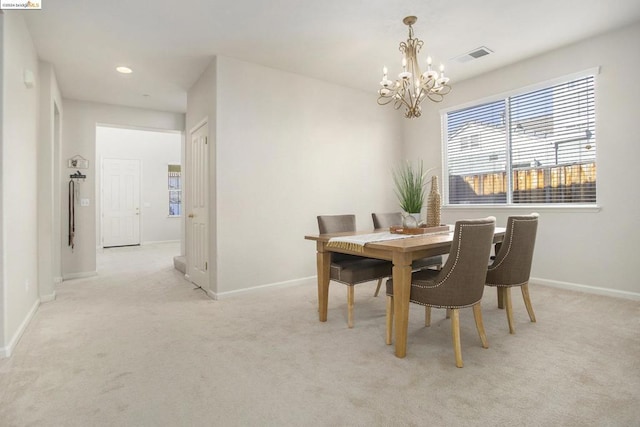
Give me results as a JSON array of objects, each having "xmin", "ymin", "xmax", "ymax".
[
  {"xmin": 371, "ymin": 212, "xmax": 443, "ymax": 297},
  {"xmin": 317, "ymin": 214, "xmax": 393, "ymax": 328},
  {"xmin": 385, "ymin": 217, "xmax": 496, "ymax": 368},
  {"xmin": 485, "ymin": 213, "xmax": 539, "ymax": 334}
]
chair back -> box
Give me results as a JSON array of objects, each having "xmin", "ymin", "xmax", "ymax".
[
  {"xmin": 423, "ymin": 217, "xmax": 496, "ymax": 307},
  {"xmin": 372, "ymin": 212, "xmax": 403, "ymax": 229},
  {"xmin": 317, "ymin": 214, "xmax": 356, "ymax": 234},
  {"xmin": 486, "ymin": 213, "xmax": 538, "ymax": 286}
]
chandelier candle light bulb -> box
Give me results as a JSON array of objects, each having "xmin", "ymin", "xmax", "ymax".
[{"xmin": 377, "ymin": 16, "xmax": 452, "ymax": 118}]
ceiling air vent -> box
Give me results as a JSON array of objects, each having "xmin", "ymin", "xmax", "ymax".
[{"xmin": 453, "ymin": 46, "xmax": 493, "ymax": 63}]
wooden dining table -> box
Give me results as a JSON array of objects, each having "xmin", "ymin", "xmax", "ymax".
[{"xmin": 305, "ymin": 225, "xmax": 505, "ymax": 358}]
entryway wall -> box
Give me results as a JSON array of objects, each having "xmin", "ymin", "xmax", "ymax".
[
  {"xmin": 61, "ymin": 99, "xmax": 185, "ymax": 279},
  {"xmin": 96, "ymin": 125, "xmax": 182, "ymax": 247}
]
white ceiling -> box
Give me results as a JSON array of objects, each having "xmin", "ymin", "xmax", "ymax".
[{"xmin": 18, "ymin": 0, "xmax": 640, "ymax": 113}]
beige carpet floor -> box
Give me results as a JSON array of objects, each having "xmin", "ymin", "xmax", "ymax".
[{"xmin": 0, "ymin": 242, "xmax": 638, "ymax": 426}]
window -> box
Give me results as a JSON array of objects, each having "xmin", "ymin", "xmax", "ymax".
[
  {"xmin": 443, "ymin": 72, "xmax": 596, "ymax": 206},
  {"xmin": 168, "ymin": 164, "xmax": 182, "ymax": 216}
]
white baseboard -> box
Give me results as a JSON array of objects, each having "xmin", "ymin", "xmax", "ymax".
[
  {"xmin": 40, "ymin": 291, "xmax": 56, "ymax": 303},
  {"xmin": 142, "ymin": 240, "xmax": 180, "ymax": 245},
  {"xmin": 63, "ymin": 271, "xmax": 98, "ymax": 280},
  {"xmin": 0, "ymin": 298, "xmax": 40, "ymax": 358},
  {"xmin": 532, "ymin": 277, "xmax": 640, "ymax": 300},
  {"xmin": 211, "ymin": 276, "xmax": 317, "ymax": 300}
]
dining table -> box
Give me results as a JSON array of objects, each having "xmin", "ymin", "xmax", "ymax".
[{"xmin": 305, "ymin": 224, "xmax": 505, "ymax": 358}]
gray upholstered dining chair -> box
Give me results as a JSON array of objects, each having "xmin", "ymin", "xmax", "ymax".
[
  {"xmin": 371, "ymin": 212, "xmax": 443, "ymax": 297},
  {"xmin": 317, "ymin": 214, "xmax": 393, "ymax": 328},
  {"xmin": 486, "ymin": 213, "xmax": 539, "ymax": 334},
  {"xmin": 385, "ymin": 217, "xmax": 496, "ymax": 368}
]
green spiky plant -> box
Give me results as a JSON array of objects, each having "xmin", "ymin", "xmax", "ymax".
[{"xmin": 392, "ymin": 160, "xmax": 432, "ymax": 214}]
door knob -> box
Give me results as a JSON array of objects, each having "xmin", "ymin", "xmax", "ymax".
[{"xmin": 188, "ymin": 213, "xmax": 194, "ymax": 218}]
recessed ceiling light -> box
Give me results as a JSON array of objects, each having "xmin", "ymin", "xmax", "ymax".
[{"xmin": 116, "ymin": 66, "xmax": 133, "ymax": 74}]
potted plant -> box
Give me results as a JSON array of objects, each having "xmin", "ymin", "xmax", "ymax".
[{"xmin": 392, "ymin": 160, "xmax": 433, "ymax": 225}]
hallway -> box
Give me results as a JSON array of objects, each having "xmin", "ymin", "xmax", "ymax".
[{"xmin": 0, "ymin": 243, "xmax": 219, "ymax": 425}]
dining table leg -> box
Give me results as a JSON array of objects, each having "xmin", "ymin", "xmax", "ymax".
[
  {"xmin": 392, "ymin": 252, "xmax": 413, "ymax": 358},
  {"xmin": 316, "ymin": 242, "xmax": 331, "ymax": 322}
]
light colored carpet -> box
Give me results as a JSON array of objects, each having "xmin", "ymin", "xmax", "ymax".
[{"xmin": 0, "ymin": 242, "xmax": 638, "ymax": 426}]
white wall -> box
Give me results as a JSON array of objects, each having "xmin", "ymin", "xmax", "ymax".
[
  {"xmin": 186, "ymin": 57, "xmax": 217, "ymax": 293},
  {"xmin": 61, "ymin": 100, "xmax": 184, "ymax": 278},
  {"xmin": 38, "ymin": 61, "xmax": 63, "ymax": 302},
  {"xmin": 1, "ymin": 12, "xmax": 41, "ymax": 356},
  {"xmin": 96, "ymin": 126, "xmax": 182, "ymax": 245},
  {"xmin": 212, "ymin": 56, "xmax": 403, "ymax": 296},
  {"xmin": 0, "ymin": 10, "xmax": 5, "ymax": 351},
  {"xmin": 404, "ymin": 22, "xmax": 640, "ymax": 297}
]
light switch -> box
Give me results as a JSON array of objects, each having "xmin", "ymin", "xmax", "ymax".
[{"xmin": 80, "ymin": 198, "xmax": 90, "ymax": 207}]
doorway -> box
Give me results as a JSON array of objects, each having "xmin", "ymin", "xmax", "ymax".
[
  {"xmin": 96, "ymin": 125, "xmax": 182, "ymax": 248},
  {"xmin": 185, "ymin": 120, "xmax": 209, "ymax": 290},
  {"xmin": 102, "ymin": 158, "xmax": 141, "ymax": 247}
]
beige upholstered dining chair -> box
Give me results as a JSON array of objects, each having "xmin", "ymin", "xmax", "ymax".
[
  {"xmin": 317, "ymin": 215, "xmax": 393, "ymax": 328},
  {"xmin": 486, "ymin": 213, "xmax": 539, "ymax": 334},
  {"xmin": 371, "ymin": 212, "xmax": 443, "ymax": 297},
  {"xmin": 385, "ymin": 217, "xmax": 496, "ymax": 368}
]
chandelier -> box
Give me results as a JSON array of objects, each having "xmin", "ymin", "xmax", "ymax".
[{"xmin": 377, "ymin": 16, "xmax": 451, "ymax": 118}]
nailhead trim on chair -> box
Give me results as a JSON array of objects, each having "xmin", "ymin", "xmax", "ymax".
[
  {"xmin": 413, "ymin": 222, "xmax": 494, "ymax": 290},
  {"xmin": 488, "ymin": 216, "xmax": 538, "ymax": 270},
  {"xmin": 405, "ymin": 298, "xmax": 482, "ymax": 310},
  {"xmin": 486, "ymin": 280, "xmax": 530, "ymax": 287}
]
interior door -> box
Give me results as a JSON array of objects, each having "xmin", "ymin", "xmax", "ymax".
[
  {"xmin": 186, "ymin": 122, "xmax": 209, "ymax": 289},
  {"xmin": 102, "ymin": 158, "xmax": 141, "ymax": 247}
]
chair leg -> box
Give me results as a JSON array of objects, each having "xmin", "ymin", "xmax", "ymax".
[
  {"xmin": 472, "ymin": 303, "xmax": 489, "ymax": 349},
  {"xmin": 504, "ymin": 286, "xmax": 515, "ymax": 334},
  {"xmin": 385, "ymin": 295, "xmax": 394, "ymax": 345},
  {"xmin": 347, "ymin": 286, "xmax": 355, "ymax": 328},
  {"xmin": 374, "ymin": 278, "xmax": 383, "ymax": 297},
  {"xmin": 450, "ymin": 309, "xmax": 463, "ymax": 368},
  {"xmin": 497, "ymin": 287, "xmax": 504, "ymax": 309},
  {"xmin": 521, "ymin": 283, "xmax": 537, "ymax": 323},
  {"xmin": 425, "ymin": 306, "xmax": 431, "ymax": 327},
  {"xmin": 445, "ymin": 308, "xmax": 451, "ymax": 319}
]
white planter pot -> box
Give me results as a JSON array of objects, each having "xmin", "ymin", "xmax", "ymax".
[{"xmin": 403, "ymin": 212, "xmax": 422, "ymax": 228}]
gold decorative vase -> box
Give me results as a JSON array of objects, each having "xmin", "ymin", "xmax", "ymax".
[{"xmin": 426, "ymin": 176, "xmax": 441, "ymax": 227}]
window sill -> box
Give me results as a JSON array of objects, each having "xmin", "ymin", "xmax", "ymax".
[
  {"xmin": 443, "ymin": 204, "xmax": 601, "ymax": 213},
  {"xmin": 168, "ymin": 215, "xmax": 182, "ymax": 218}
]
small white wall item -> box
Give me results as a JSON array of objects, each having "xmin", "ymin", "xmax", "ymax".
[{"xmin": 23, "ymin": 69, "xmax": 35, "ymax": 88}]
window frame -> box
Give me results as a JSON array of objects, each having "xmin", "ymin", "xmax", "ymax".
[
  {"xmin": 168, "ymin": 163, "xmax": 182, "ymax": 218},
  {"xmin": 441, "ymin": 67, "xmax": 600, "ymax": 210}
]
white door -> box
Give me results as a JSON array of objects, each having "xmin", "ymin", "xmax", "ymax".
[
  {"xmin": 102, "ymin": 158, "xmax": 141, "ymax": 247},
  {"xmin": 186, "ymin": 122, "xmax": 209, "ymax": 289}
]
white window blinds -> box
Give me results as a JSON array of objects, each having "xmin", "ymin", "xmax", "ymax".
[{"xmin": 444, "ymin": 74, "xmax": 596, "ymax": 205}]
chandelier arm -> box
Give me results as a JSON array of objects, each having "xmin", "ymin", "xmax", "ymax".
[
  {"xmin": 395, "ymin": 86, "xmax": 413, "ymax": 110},
  {"xmin": 377, "ymin": 96, "xmax": 396, "ymax": 106}
]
